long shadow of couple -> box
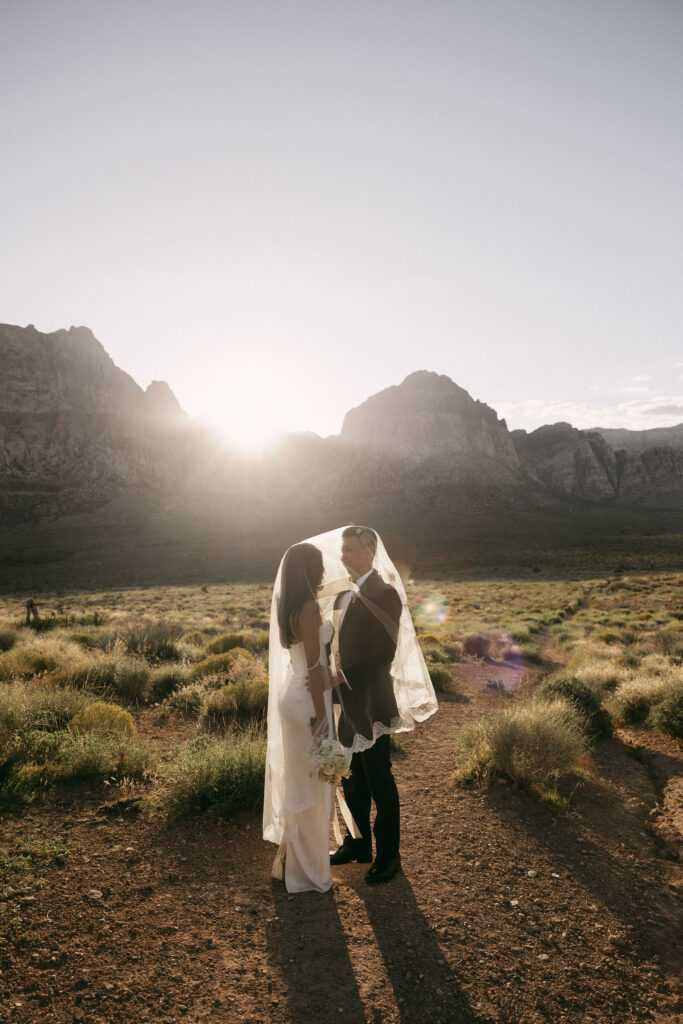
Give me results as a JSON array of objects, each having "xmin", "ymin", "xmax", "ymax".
[{"xmin": 266, "ymin": 869, "xmax": 483, "ymax": 1024}]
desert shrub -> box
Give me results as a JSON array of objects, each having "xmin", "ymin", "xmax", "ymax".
[
  {"xmin": 520, "ymin": 643, "xmax": 543, "ymax": 665},
  {"xmin": 535, "ymin": 676, "xmax": 612, "ymax": 742},
  {"xmin": 607, "ymin": 678, "xmax": 672, "ymax": 725},
  {"xmin": 148, "ymin": 664, "xmax": 192, "ymax": 702},
  {"xmin": 204, "ymin": 632, "xmax": 249, "ymax": 656},
  {"xmin": 200, "ymin": 676, "xmax": 269, "ymax": 731},
  {"xmin": 191, "ymin": 648, "xmax": 254, "ymax": 680},
  {"xmin": 462, "ymin": 632, "xmax": 492, "ymax": 660},
  {"xmin": 653, "ymin": 629, "xmax": 683, "ymax": 659},
  {"xmin": 508, "ymin": 623, "xmax": 532, "ymax": 644},
  {"xmin": 647, "ymin": 685, "xmax": 683, "ymax": 739},
  {"xmin": 453, "ymin": 700, "xmax": 588, "ymax": 790},
  {"xmin": 390, "ymin": 734, "xmax": 405, "ymax": 753},
  {"xmin": 51, "ymin": 732, "xmax": 152, "ymax": 785},
  {"xmin": 0, "ymin": 681, "xmax": 92, "ymax": 740},
  {"xmin": 68, "ymin": 632, "xmax": 99, "ymax": 650},
  {"xmin": 69, "ymin": 701, "xmax": 136, "ymax": 738},
  {"xmin": 571, "ymin": 659, "xmax": 632, "ymax": 693},
  {"xmin": 0, "ymin": 649, "xmax": 58, "ymax": 680},
  {"xmin": 94, "ymin": 629, "xmax": 122, "ymax": 653},
  {"xmin": 592, "ymin": 630, "xmax": 622, "ymax": 645},
  {"xmin": 0, "ymin": 629, "xmax": 17, "ymax": 652},
  {"xmin": 181, "ymin": 630, "xmax": 205, "ymax": 645},
  {"xmin": 165, "ymin": 682, "xmax": 210, "ymax": 716},
  {"xmin": 428, "ymin": 664, "xmax": 452, "ymax": 691},
  {"xmin": 122, "ymin": 621, "xmax": 183, "ymax": 662},
  {"xmin": 160, "ymin": 728, "xmax": 266, "ymax": 819}
]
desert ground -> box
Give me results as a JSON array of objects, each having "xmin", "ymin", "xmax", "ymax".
[{"xmin": 0, "ymin": 572, "xmax": 681, "ymax": 1024}]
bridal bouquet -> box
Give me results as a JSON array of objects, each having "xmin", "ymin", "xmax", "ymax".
[{"xmin": 307, "ymin": 730, "xmax": 352, "ymax": 787}]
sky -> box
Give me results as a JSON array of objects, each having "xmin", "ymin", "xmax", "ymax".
[{"xmin": 1, "ymin": 0, "xmax": 682, "ymax": 448}]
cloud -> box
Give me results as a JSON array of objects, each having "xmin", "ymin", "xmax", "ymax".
[{"xmin": 498, "ymin": 395, "xmax": 683, "ymax": 432}]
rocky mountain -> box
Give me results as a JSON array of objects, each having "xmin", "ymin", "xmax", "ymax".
[
  {"xmin": 591, "ymin": 423, "xmax": 683, "ymax": 453},
  {"xmin": 1, "ymin": 324, "xmax": 682, "ymax": 531},
  {"xmin": 0, "ymin": 323, "xmax": 206, "ymax": 522}
]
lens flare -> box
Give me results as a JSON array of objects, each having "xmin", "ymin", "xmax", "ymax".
[{"xmin": 414, "ymin": 590, "xmax": 449, "ymax": 629}]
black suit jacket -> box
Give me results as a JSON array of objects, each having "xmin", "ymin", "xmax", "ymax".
[{"xmin": 333, "ymin": 569, "xmax": 402, "ymax": 747}]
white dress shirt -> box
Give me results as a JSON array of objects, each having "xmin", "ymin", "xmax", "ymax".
[{"xmin": 338, "ymin": 568, "xmax": 373, "ymax": 628}]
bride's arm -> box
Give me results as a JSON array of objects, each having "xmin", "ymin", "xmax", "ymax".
[{"xmin": 297, "ymin": 602, "xmax": 329, "ymax": 737}]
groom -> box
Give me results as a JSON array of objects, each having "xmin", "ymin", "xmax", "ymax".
[{"xmin": 330, "ymin": 526, "xmax": 403, "ymax": 885}]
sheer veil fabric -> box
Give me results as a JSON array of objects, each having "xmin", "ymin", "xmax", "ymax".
[{"xmin": 263, "ymin": 525, "xmax": 437, "ymax": 848}]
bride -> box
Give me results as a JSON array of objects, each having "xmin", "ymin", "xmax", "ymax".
[{"xmin": 263, "ymin": 525, "xmax": 437, "ymax": 895}]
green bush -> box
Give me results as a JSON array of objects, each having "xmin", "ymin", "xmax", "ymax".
[
  {"xmin": 520, "ymin": 643, "xmax": 543, "ymax": 665},
  {"xmin": 68, "ymin": 632, "xmax": 100, "ymax": 650},
  {"xmin": 204, "ymin": 633, "xmax": 249, "ymax": 656},
  {"xmin": 192, "ymin": 648, "xmax": 253, "ymax": 680},
  {"xmin": 148, "ymin": 664, "xmax": 192, "ymax": 702},
  {"xmin": 428, "ymin": 664, "xmax": 452, "ymax": 691},
  {"xmin": 123, "ymin": 622, "xmax": 183, "ymax": 662},
  {"xmin": 0, "ymin": 629, "xmax": 17, "ymax": 652},
  {"xmin": 453, "ymin": 700, "xmax": 588, "ymax": 791},
  {"xmin": 180, "ymin": 630, "xmax": 206, "ymax": 646},
  {"xmin": 160, "ymin": 728, "xmax": 266, "ymax": 819},
  {"xmin": 165, "ymin": 682, "xmax": 209, "ymax": 716},
  {"xmin": 199, "ymin": 676, "xmax": 269, "ymax": 730},
  {"xmin": 608, "ymin": 678, "xmax": 671, "ymax": 725},
  {"xmin": 0, "ymin": 649, "xmax": 58, "ymax": 680},
  {"xmin": 69, "ymin": 702, "xmax": 136, "ymax": 738},
  {"xmin": 646, "ymin": 685, "xmax": 683, "ymax": 739},
  {"xmin": 535, "ymin": 676, "xmax": 613, "ymax": 742}
]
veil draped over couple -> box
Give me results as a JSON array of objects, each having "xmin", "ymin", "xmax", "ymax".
[{"xmin": 263, "ymin": 524, "xmax": 437, "ymax": 894}]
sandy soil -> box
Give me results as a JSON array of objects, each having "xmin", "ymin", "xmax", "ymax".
[{"xmin": 1, "ymin": 654, "xmax": 682, "ymax": 1024}]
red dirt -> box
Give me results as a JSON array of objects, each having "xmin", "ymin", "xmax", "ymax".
[{"xmin": 1, "ymin": 658, "xmax": 682, "ymax": 1024}]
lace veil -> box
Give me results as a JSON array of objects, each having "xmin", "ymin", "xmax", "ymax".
[{"xmin": 262, "ymin": 524, "xmax": 437, "ymax": 846}]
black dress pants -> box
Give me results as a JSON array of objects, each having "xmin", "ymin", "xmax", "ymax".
[{"xmin": 341, "ymin": 734, "xmax": 400, "ymax": 862}]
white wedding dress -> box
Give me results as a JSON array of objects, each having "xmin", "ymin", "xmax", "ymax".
[{"xmin": 270, "ymin": 620, "xmax": 335, "ymax": 894}]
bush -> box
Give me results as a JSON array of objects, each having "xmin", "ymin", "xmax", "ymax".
[
  {"xmin": 68, "ymin": 632, "xmax": 100, "ymax": 650},
  {"xmin": 160, "ymin": 728, "xmax": 266, "ymax": 819},
  {"xmin": 462, "ymin": 632, "xmax": 492, "ymax": 660},
  {"xmin": 165, "ymin": 682, "xmax": 209, "ymax": 716},
  {"xmin": 647, "ymin": 685, "xmax": 683, "ymax": 739},
  {"xmin": 148, "ymin": 664, "xmax": 192, "ymax": 702},
  {"xmin": 0, "ymin": 682, "xmax": 92, "ymax": 744},
  {"xmin": 0, "ymin": 649, "xmax": 58, "ymax": 680},
  {"xmin": 69, "ymin": 702, "xmax": 136, "ymax": 738},
  {"xmin": 593, "ymin": 630, "xmax": 622, "ymax": 645},
  {"xmin": 453, "ymin": 700, "xmax": 588, "ymax": 791},
  {"xmin": 204, "ymin": 633, "xmax": 249, "ymax": 656},
  {"xmin": 199, "ymin": 676, "xmax": 269, "ymax": 730},
  {"xmin": 180, "ymin": 630, "xmax": 206, "ymax": 646},
  {"xmin": 192, "ymin": 648, "xmax": 253, "ymax": 680},
  {"xmin": 122, "ymin": 622, "xmax": 183, "ymax": 662},
  {"xmin": 571, "ymin": 659, "xmax": 632, "ymax": 693},
  {"xmin": 0, "ymin": 629, "xmax": 17, "ymax": 652},
  {"xmin": 607, "ymin": 678, "xmax": 671, "ymax": 725},
  {"xmin": 520, "ymin": 643, "xmax": 543, "ymax": 665},
  {"xmin": 535, "ymin": 676, "xmax": 612, "ymax": 742},
  {"xmin": 428, "ymin": 664, "xmax": 452, "ymax": 691}
]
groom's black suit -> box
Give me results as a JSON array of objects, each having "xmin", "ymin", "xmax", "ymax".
[{"xmin": 333, "ymin": 569, "xmax": 402, "ymax": 863}]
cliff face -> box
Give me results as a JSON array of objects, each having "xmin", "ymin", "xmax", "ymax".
[
  {"xmin": 0, "ymin": 323, "xmax": 199, "ymax": 521},
  {"xmin": 1, "ymin": 324, "xmax": 681, "ymax": 527},
  {"xmin": 511, "ymin": 423, "xmax": 683, "ymax": 508},
  {"xmin": 341, "ymin": 370, "xmax": 519, "ymax": 468}
]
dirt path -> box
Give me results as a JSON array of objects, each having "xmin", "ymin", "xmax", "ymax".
[{"xmin": 2, "ymin": 654, "xmax": 682, "ymax": 1024}]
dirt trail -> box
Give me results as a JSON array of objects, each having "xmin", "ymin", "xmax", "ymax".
[{"xmin": 2, "ymin": 645, "xmax": 682, "ymax": 1024}]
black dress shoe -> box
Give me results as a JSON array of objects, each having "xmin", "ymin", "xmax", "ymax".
[
  {"xmin": 329, "ymin": 845, "xmax": 372, "ymax": 865},
  {"xmin": 365, "ymin": 856, "xmax": 402, "ymax": 885}
]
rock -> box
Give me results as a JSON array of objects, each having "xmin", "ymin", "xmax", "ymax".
[{"xmin": 527, "ymin": 870, "xmax": 538, "ymax": 878}]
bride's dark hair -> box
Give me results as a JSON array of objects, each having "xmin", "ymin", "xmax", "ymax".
[{"xmin": 277, "ymin": 543, "xmax": 324, "ymax": 648}]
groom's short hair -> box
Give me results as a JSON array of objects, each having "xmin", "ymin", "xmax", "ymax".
[{"xmin": 342, "ymin": 525, "xmax": 377, "ymax": 554}]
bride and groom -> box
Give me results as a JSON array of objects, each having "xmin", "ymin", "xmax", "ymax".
[{"xmin": 263, "ymin": 525, "xmax": 437, "ymax": 894}]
